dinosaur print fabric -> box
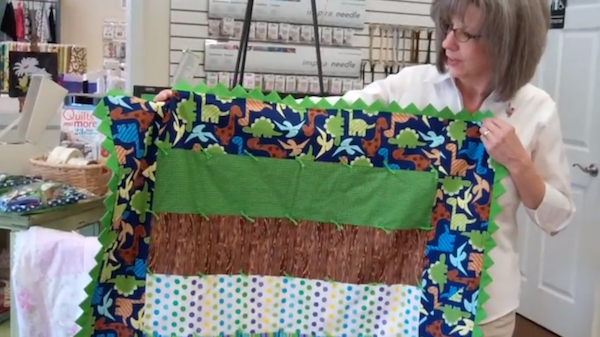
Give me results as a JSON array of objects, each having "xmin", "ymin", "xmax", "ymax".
[{"xmin": 77, "ymin": 84, "xmax": 505, "ymax": 337}]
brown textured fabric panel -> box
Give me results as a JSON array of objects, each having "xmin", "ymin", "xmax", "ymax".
[{"xmin": 148, "ymin": 214, "xmax": 429, "ymax": 285}]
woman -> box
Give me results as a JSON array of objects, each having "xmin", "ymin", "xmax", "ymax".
[{"xmin": 155, "ymin": 0, "xmax": 575, "ymax": 335}]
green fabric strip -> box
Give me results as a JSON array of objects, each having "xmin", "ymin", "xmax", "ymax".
[{"xmin": 153, "ymin": 150, "xmax": 437, "ymax": 231}]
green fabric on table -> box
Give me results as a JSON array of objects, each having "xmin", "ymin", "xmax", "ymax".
[{"xmin": 153, "ymin": 149, "xmax": 438, "ymax": 231}]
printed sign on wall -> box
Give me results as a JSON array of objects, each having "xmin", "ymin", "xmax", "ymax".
[
  {"xmin": 204, "ymin": 41, "xmax": 362, "ymax": 77},
  {"xmin": 550, "ymin": 0, "xmax": 567, "ymax": 29},
  {"xmin": 8, "ymin": 51, "xmax": 59, "ymax": 98},
  {"xmin": 208, "ymin": 0, "xmax": 366, "ymax": 29}
]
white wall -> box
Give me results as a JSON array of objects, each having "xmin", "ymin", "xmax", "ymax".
[{"xmin": 60, "ymin": 0, "xmax": 127, "ymax": 73}]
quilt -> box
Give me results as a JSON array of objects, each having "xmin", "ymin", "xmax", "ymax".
[{"xmin": 76, "ymin": 83, "xmax": 507, "ymax": 337}]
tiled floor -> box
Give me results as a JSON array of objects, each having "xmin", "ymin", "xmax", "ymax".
[
  {"xmin": 0, "ymin": 315, "xmax": 559, "ymax": 337},
  {"xmin": 515, "ymin": 315, "xmax": 559, "ymax": 337}
]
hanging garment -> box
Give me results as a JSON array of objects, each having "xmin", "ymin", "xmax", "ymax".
[
  {"xmin": 15, "ymin": 2, "xmax": 24, "ymax": 41},
  {"xmin": 12, "ymin": 227, "xmax": 101, "ymax": 337},
  {"xmin": 33, "ymin": 6, "xmax": 46, "ymax": 43},
  {"xmin": 23, "ymin": 3, "xmax": 31, "ymax": 42},
  {"xmin": 0, "ymin": 3, "xmax": 17, "ymax": 41},
  {"xmin": 28, "ymin": 7, "xmax": 36, "ymax": 42},
  {"xmin": 48, "ymin": 5, "xmax": 56, "ymax": 43}
]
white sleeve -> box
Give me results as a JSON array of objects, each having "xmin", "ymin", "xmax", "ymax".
[{"xmin": 524, "ymin": 104, "xmax": 576, "ymax": 234}]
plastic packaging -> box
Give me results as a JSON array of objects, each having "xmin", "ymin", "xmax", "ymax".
[
  {"xmin": 0, "ymin": 173, "xmax": 42, "ymax": 192},
  {"xmin": 0, "ymin": 181, "xmax": 89, "ymax": 214}
]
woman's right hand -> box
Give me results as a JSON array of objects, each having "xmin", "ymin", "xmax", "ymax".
[{"xmin": 154, "ymin": 90, "xmax": 174, "ymax": 102}]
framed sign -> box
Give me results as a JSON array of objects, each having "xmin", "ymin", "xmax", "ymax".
[
  {"xmin": 550, "ymin": 0, "xmax": 567, "ymax": 29},
  {"xmin": 8, "ymin": 51, "xmax": 59, "ymax": 98}
]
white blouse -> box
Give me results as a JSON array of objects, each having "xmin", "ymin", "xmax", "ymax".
[{"xmin": 332, "ymin": 64, "xmax": 576, "ymax": 323}]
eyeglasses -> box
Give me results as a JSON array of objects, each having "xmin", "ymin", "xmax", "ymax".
[{"xmin": 448, "ymin": 27, "xmax": 481, "ymax": 42}]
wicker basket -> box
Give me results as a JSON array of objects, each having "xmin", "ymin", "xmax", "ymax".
[{"xmin": 30, "ymin": 155, "xmax": 110, "ymax": 196}]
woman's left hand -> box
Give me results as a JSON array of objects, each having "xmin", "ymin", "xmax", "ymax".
[{"xmin": 480, "ymin": 118, "xmax": 529, "ymax": 171}]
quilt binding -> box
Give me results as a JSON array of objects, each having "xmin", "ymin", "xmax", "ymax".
[{"xmin": 75, "ymin": 82, "xmax": 509, "ymax": 337}]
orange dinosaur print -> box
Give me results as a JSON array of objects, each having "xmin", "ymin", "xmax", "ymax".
[
  {"xmin": 361, "ymin": 117, "xmax": 389, "ymax": 157},
  {"xmin": 466, "ymin": 125, "xmax": 480, "ymax": 138},
  {"xmin": 94, "ymin": 317, "xmax": 134, "ymax": 337},
  {"xmin": 427, "ymin": 286, "xmax": 441, "ymax": 310},
  {"xmin": 392, "ymin": 148, "xmax": 431, "ymax": 171},
  {"xmin": 383, "ymin": 113, "xmax": 417, "ymax": 138},
  {"xmin": 215, "ymin": 105, "xmax": 243, "ymax": 145},
  {"xmin": 110, "ymin": 107, "xmax": 154, "ymax": 133},
  {"xmin": 192, "ymin": 143, "xmax": 202, "ymax": 152},
  {"xmin": 447, "ymin": 269, "xmax": 479, "ymax": 291},
  {"xmin": 132, "ymin": 158, "xmax": 150, "ymax": 188},
  {"xmin": 115, "ymin": 146, "xmax": 134, "ymax": 165},
  {"xmin": 445, "ymin": 143, "xmax": 475, "ymax": 177},
  {"xmin": 473, "ymin": 199, "xmax": 491, "ymax": 220},
  {"xmin": 429, "ymin": 202, "xmax": 451, "ymax": 240},
  {"xmin": 468, "ymin": 252, "xmax": 483, "ymax": 274},
  {"xmin": 118, "ymin": 225, "xmax": 147, "ymax": 266},
  {"xmin": 425, "ymin": 320, "xmax": 450, "ymax": 337},
  {"xmin": 301, "ymin": 109, "xmax": 328, "ymax": 137},
  {"xmin": 238, "ymin": 99, "xmax": 271, "ymax": 126},
  {"xmin": 114, "ymin": 295, "xmax": 145, "ymax": 323},
  {"xmin": 246, "ymin": 138, "xmax": 286, "ymax": 158}
]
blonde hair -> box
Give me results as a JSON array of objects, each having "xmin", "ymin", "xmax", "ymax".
[{"xmin": 430, "ymin": 0, "xmax": 550, "ymax": 101}]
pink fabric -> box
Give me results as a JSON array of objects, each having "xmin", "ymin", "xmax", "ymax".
[
  {"xmin": 12, "ymin": 227, "xmax": 100, "ymax": 337},
  {"xmin": 14, "ymin": 3, "xmax": 23, "ymax": 41}
]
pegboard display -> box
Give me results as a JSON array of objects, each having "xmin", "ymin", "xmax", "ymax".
[
  {"xmin": 102, "ymin": 20, "xmax": 127, "ymax": 64},
  {"xmin": 169, "ymin": 0, "xmax": 437, "ymax": 88}
]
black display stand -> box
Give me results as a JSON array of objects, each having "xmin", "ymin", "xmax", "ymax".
[{"xmin": 232, "ymin": 0, "xmax": 326, "ymax": 96}]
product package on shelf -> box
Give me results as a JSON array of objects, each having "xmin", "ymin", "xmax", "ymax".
[
  {"xmin": 207, "ymin": 0, "xmax": 366, "ymax": 28},
  {"xmin": 0, "ymin": 42, "xmax": 88, "ymax": 94},
  {"xmin": 208, "ymin": 19, "xmax": 357, "ymax": 47},
  {"xmin": 204, "ymin": 41, "xmax": 361, "ymax": 78},
  {"xmin": 102, "ymin": 20, "xmax": 127, "ymax": 63},
  {"xmin": 206, "ymin": 71, "xmax": 362, "ymax": 95},
  {"xmin": 202, "ymin": 0, "xmax": 364, "ymax": 98},
  {"xmin": 59, "ymin": 104, "xmax": 107, "ymax": 161},
  {"xmin": 0, "ymin": 181, "xmax": 89, "ymax": 214},
  {"xmin": 0, "ymin": 174, "xmax": 42, "ymax": 194}
]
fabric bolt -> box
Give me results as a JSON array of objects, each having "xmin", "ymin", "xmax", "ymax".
[
  {"xmin": 68, "ymin": 46, "xmax": 87, "ymax": 74},
  {"xmin": 144, "ymin": 273, "xmax": 422, "ymax": 337},
  {"xmin": 12, "ymin": 227, "xmax": 100, "ymax": 337}
]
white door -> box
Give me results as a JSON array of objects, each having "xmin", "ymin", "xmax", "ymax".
[{"xmin": 518, "ymin": 1, "xmax": 600, "ymax": 336}]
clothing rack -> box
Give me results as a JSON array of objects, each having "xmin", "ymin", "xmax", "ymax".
[{"xmin": 0, "ymin": 0, "xmax": 60, "ymax": 43}]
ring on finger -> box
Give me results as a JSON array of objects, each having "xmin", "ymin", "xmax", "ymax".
[{"xmin": 481, "ymin": 129, "xmax": 491, "ymax": 137}]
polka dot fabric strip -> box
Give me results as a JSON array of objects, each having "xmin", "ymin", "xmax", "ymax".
[{"xmin": 145, "ymin": 274, "xmax": 421, "ymax": 337}]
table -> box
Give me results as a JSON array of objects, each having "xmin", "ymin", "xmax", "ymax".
[{"xmin": 0, "ymin": 198, "xmax": 105, "ymax": 337}]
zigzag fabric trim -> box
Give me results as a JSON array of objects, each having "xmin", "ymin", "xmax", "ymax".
[{"xmin": 75, "ymin": 91, "xmax": 125, "ymax": 337}]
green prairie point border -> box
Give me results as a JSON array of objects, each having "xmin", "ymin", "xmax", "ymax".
[{"xmin": 153, "ymin": 149, "xmax": 438, "ymax": 231}]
